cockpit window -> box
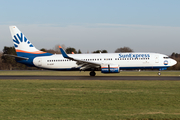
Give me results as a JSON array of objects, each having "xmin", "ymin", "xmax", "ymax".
[{"xmin": 163, "ymin": 57, "xmax": 169, "ymax": 59}]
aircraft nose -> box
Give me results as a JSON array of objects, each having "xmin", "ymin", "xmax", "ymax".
[{"xmin": 171, "ymin": 59, "xmax": 177, "ymax": 66}]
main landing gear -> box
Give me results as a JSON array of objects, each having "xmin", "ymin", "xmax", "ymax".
[{"xmin": 89, "ymin": 71, "xmax": 96, "ymax": 76}]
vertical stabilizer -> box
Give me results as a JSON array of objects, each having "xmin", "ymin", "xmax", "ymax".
[{"xmin": 9, "ymin": 26, "xmax": 52, "ymax": 57}]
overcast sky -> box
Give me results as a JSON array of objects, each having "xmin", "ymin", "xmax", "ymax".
[{"xmin": 0, "ymin": 0, "xmax": 180, "ymax": 55}]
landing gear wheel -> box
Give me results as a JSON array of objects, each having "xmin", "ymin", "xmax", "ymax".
[
  {"xmin": 89, "ymin": 71, "xmax": 96, "ymax": 76},
  {"xmin": 158, "ymin": 72, "xmax": 161, "ymax": 76}
]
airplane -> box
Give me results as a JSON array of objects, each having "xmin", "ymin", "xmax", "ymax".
[{"xmin": 8, "ymin": 26, "xmax": 177, "ymax": 76}]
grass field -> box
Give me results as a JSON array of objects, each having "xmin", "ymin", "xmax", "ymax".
[
  {"xmin": 0, "ymin": 70, "xmax": 179, "ymax": 76},
  {"xmin": 0, "ymin": 71, "xmax": 180, "ymax": 119},
  {"xmin": 0, "ymin": 80, "xmax": 180, "ymax": 120}
]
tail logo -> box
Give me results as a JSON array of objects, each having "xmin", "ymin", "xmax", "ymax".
[{"xmin": 13, "ymin": 33, "xmax": 33, "ymax": 48}]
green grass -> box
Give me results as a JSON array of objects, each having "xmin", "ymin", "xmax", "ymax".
[
  {"xmin": 0, "ymin": 70, "xmax": 179, "ymax": 76},
  {"xmin": 0, "ymin": 80, "xmax": 180, "ymax": 120}
]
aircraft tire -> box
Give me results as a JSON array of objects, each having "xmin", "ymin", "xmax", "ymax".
[
  {"xmin": 90, "ymin": 71, "xmax": 96, "ymax": 76},
  {"xmin": 158, "ymin": 72, "xmax": 161, "ymax": 76}
]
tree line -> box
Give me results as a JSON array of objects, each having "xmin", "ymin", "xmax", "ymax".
[{"xmin": 0, "ymin": 46, "xmax": 179, "ymax": 70}]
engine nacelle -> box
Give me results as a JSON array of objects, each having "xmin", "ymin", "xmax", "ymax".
[{"xmin": 101, "ymin": 64, "xmax": 119, "ymax": 73}]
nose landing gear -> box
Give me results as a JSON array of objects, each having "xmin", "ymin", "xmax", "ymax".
[{"xmin": 158, "ymin": 71, "xmax": 161, "ymax": 76}]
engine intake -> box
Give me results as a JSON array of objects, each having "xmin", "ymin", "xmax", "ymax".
[{"xmin": 101, "ymin": 64, "xmax": 119, "ymax": 73}]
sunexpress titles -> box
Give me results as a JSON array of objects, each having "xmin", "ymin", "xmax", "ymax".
[{"xmin": 119, "ymin": 53, "xmax": 150, "ymax": 58}]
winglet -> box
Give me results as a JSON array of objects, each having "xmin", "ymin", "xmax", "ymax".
[{"xmin": 59, "ymin": 46, "xmax": 69, "ymax": 58}]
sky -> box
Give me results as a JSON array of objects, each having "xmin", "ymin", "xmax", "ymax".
[{"xmin": 0, "ymin": 0, "xmax": 180, "ymax": 55}]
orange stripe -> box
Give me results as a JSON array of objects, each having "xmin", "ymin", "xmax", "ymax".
[
  {"xmin": 101, "ymin": 67, "xmax": 118, "ymax": 68},
  {"xmin": 16, "ymin": 49, "xmax": 47, "ymax": 54},
  {"xmin": 59, "ymin": 46, "xmax": 62, "ymax": 48}
]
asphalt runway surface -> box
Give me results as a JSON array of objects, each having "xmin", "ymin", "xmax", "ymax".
[{"xmin": 0, "ymin": 75, "xmax": 180, "ymax": 80}]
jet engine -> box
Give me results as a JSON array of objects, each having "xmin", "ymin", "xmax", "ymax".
[{"xmin": 101, "ymin": 64, "xmax": 119, "ymax": 73}]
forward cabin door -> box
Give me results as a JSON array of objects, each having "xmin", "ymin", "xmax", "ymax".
[{"xmin": 155, "ymin": 55, "xmax": 159, "ymax": 63}]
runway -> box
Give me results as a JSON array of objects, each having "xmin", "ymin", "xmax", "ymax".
[{"xmin": 0, "ymin": 75, "xmax": 180, "ymax": 80}]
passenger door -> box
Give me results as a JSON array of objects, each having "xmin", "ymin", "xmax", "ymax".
[{"xmin": 155, "ymin": 55, "xmax": 159, "ymax": 63}]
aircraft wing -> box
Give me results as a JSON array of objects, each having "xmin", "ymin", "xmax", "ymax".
[{"xmin": 59, "ymin": 46, "xmax": 101, "ymax": 70}]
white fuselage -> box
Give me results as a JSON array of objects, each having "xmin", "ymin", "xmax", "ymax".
[{"xmin": 32, "ymin": 52, "xmax": 177, "ymax": 70}]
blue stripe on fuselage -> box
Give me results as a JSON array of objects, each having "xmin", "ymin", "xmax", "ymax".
[
  {"xmin": 15, "ymin": 52, "xmax": 53, "ymax": 67},
  {"xmin": 41, "ymin": 66, "xmax": 170, "ymax": 71},
  {"xmin": 119, "ymin": 66, "xmax": 169, "ymax": 70}
]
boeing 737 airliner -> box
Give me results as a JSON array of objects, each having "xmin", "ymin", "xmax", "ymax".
[{"xmin": 8, "ymin": 26, "xmax": 177, "ymax": 76}]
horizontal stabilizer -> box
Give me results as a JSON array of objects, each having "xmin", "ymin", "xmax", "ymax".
[{"xmin": 4, "ymin": 54, "xmax": 29, "ymax": 60}]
